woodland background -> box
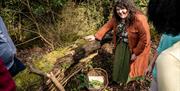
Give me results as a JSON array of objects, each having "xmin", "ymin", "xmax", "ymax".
[{"xmin": 0, "ymin": 0, "xmax": 159, "ymax": 90}]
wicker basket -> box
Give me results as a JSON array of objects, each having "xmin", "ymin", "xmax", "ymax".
[{"xmin": 87, "ymin": 68, "xmax": 109, "ymax": 91}]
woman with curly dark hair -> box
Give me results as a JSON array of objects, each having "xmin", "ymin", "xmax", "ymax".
[
  {"xmin": 146, "ymin": 0, "xmax": 180, "ymax": 90},
  {"xmin": 85, "ymin": 0, "xmax": 150, "ymax": 84}
]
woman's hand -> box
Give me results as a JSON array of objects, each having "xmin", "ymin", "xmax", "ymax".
[
  {"xmin": 130, "ymin": 53, "xmax": 137, "ymax": 61},
  {"xmin": 84, "ymin": 35, "xmax": 96, "ymax": 41}
]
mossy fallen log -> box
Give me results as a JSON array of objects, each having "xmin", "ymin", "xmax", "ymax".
[
  {"xmin": 53, "ymin": 41, "xmax": 101, "ymax": 69},
  {"xmin": 28, "ymin": 41, "xmax": 103, "ymax": 91}
]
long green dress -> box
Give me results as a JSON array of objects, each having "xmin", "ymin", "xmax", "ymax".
[{"xmin": 112, "ymin": 22, "xmax": 131, "ymax": 83}]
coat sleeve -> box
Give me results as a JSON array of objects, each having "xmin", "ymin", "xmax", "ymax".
[
  {"xmin": 95, "ymin": 17, "xmax": 115, "ymax": 40},
  {"xmin": 133, "ymin": 14, "xmax": 150, "ymax": 56}
]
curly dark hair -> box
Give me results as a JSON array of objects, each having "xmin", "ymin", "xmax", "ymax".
[
  {"xmin": 113, "ymin": 0, "xmax": 139, "ymax": 26},
  {"xmin": 148, "ymin": 0, "xmax": 179, "ymax": 36}
]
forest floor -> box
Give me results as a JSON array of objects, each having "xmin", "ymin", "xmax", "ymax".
[{"xmin": 16, "ymin": 42, "xmax": 154, "ymax": 91}]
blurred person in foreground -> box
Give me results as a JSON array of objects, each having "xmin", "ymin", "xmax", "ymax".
[
  {"xmin": 0, "ymin": 58, "xmax": 16, "ymax": 91},
  {"xmin": 0, "ymin": 16, "xmax": 25, "ymax": 77},
  {"xmin": 146, "ymin": 0, "xmax": 180, "ymax": 90}
]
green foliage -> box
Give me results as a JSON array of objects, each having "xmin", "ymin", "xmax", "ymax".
[
  {"xmin": 135, "ymin": 0, "xmax": 148, "ymax": 8},
  {"xmin": 134, "ymin": 0, "xmax": 149, "ymax": 13},
  {"xmin": 51, "ymin": 0, "xmax": 67, "ymax": 8},
  {"xmin": 150, "ymin": 25, "xmax": 160, "ymax": 45},
  {"xmin": 0, "ymin": 0, "xmax": 68, "ymax": 49},
  {"xmin": 77, "ymin": 74, "xmax": 89, "ymax": 89},
  {"xmin": 0, "ymin": 0, "xmax": 160, "ymax": 49},
  {"xmin": 32, "ymin": 4, "xmax": 45, "ymax": 16},
  {"xmin": 65, "ymin": 73, "xmax": 89, "ymax": 91},
  {"xmin": 89, "ymin": 80, "xmax": 103, "ymax": 89},
  {"xmin": 0, "ymin": 0, "xmax": 110, "ymax": 49}
]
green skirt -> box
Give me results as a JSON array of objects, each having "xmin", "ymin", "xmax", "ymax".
[{"xmin": 112, "ymin": 41, "xmax": 131, "ymax": 83}]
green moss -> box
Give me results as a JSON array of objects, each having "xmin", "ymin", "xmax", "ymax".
[
  {"xmin": 14, "ymin": 1, "xmax": 108, "ymax": 90},
  {"xmin": 14, "ymin": 40, "xmax": 91, "ymax": 90},
  {"xmin": 14, "ymin": 69, "xmax": 42, "ymax": 91}
]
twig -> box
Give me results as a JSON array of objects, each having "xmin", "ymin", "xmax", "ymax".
[
  {"xmin": 48, "ymin": 53, "xmax": 98, "ymax": 91},
  {"xmin": 47, "ymin": 72, "xmax": 65, "ymax": 91},
  {"xmin": 16, "ymin": 36, "xmax": 41, "ymax": 46},
  {"xmin": 27, "ymin": 63, "xmax": 65, "ymax": 91},
  {"xmin": 21, "ymin": 0, "xmax": 55, "ymax": 49},
  {"xmin": 61, "ymin": 53, "xmax": 98, "ymax": 85}
]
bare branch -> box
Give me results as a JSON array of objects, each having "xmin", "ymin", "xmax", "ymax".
[
  {"xmin": 27, "ymin": 62, "xmax": 65, "ymax": 91},
  {"xmin": 15, "ymin": 36, "xmax": 41, "ymax": 46}
]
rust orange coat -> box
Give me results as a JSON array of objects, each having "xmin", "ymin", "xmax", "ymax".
[{"xmin": 95, "ymin": 12, "xmax": 151, "ymax": 78}]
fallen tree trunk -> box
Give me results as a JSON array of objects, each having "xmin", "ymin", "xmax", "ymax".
[
  {"xmin": 53, "ymin": 41, "xmax": 101, "ymax": 69},
  {"xmin": 27, "ymin": 41, "xmax": 113, "ymax": 91}
]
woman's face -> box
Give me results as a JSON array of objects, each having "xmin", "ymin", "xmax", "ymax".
[{"xmin": 116, "ymin": 6, "xmax": 129, "ymax": 19}]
